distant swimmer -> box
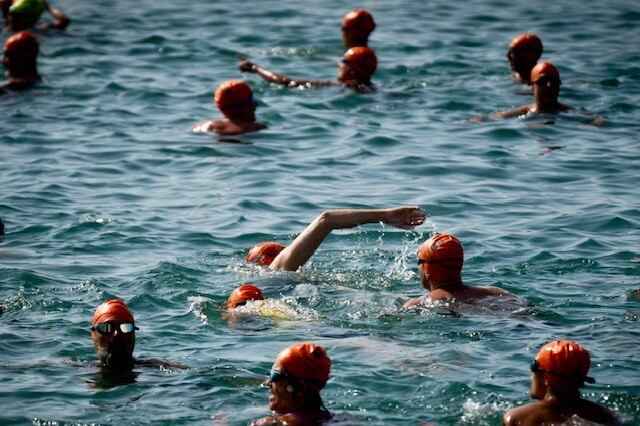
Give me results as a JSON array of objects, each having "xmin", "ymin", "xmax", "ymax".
[
  {"xmin": 403, "ymin": 233, "xmax": 512, "ymax": 306},
  {"xmin": 246, "ymin": 207, "xmax": 425, "ymax": 271},
  {"xmin": 192, "ymin": 80, "xmax": 267, "ymax": 135},
  {"xmin": 238, "ymin": 46, "xmax": 378, "ymax": 93},
  {"xmin": 503, "ymin": 340, "xmax": 619, "ymax": 426},
  {"xmin": 506, "ymin": 33, "xmax": 543, "ymax": 85},
  {"xmin": 91, "ymin": 299, "xmax": 186, "ymax": 372},
  {"xmin": 493, "ymin": 61, "xmax": 571, "ymax": 119},
  {"xmin": 227, "ymin": 284, "xmax": 265, "ymax": 309},
  {"xmin": 251, "ymin": 342, "xmax": 332, "ymax": 426},
  {"xmin": 1, "ymin": 30, "xmax": 40, "ymax": 93},
  {"xmin": 1, "ymin": 0, "xmax": 69, "ymax": 31},
  {"xmin": 0, "ymin": 217, "xmax": 5, "ymax": 235},
  {"xmin": 341, "ymin": 9, "xmax": 375, "ymax": 49}
]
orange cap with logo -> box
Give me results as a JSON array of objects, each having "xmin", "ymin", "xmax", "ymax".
[
  {"xmin": 342, "ymin": 9, "xmax": 376, "ymax": 34},
  {"xmin": 509, "ymin": 33, "xmax": 543, "ymax": 53},
  {"xmin": 215, "ymin": 80, "xmax": 253, "ymax": 111},
  {"xmin": 530, "ymin": 61, "xmax": 560, "ymax": 84},
  {"xmin": 3, "ymin": 30, "xmax": 39, "ymax": 59},
  {"xmin": 227, "ymin": 284, "xmax": 265, "ymax": 309},
  {"xmin": 276, "ymin": 342, "xmax": 331, "ymax": 388},
  {"xmin": 343, "ymin": 47, "xmax": 377, "ymax": 78},
  {"xmin": 92, "ymin": 299, "xmax": 134, "ymax": 325},
  {"xmin": 246, "ymin": 242, "xmax": 286, "ymax": 266},
  {"xmin": 535, "ymin": 340, "xmax": 593, "ymax": 389},
  {"xmin": 418, "ymin": 233, "xmax": 464, "ymax": 274}
]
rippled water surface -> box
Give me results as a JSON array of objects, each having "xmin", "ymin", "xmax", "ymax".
[{"xmin": 1, "ymin": 0, "xmax": 639, "ymax": 424}]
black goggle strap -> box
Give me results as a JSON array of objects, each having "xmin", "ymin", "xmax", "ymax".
[
  {"xmin": 530, "ymin": 360, "xmax": 595, "ymax": 386},
  {"xmin": 417, "ymin": 257, "xmax": 463, "ymax": 270}
]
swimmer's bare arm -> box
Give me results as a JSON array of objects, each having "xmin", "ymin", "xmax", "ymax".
[
  {"xmin": 41, "ymin": 1, "xmax": 70, "ymax": 29},
  {"xmin": 493, "ymin": 104, "xmax": 532, "ymax": 119},
  {"xmin": 238, "ymin": 58, "xmax": 335, "ymax": 88},
  {"xmin": 270, "ymin": 207, "xmax": 426, "ymax": 272}
]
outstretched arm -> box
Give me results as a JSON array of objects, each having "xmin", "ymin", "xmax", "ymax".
[
  {"xmin": 238, "ymin": 58, "xmax": 335, "ymax": 88},
  {"xmin": 43, "ymin": 1, "xmax": 70, "ymax": 29},
  {"xmin": 270, "ymin": 207, "xmax": 426, "ymax": 272}
]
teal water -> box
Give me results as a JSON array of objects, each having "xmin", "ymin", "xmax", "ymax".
[{"xmin": 1, "ymin": 0, "xmax": 639, "ymax": 424}]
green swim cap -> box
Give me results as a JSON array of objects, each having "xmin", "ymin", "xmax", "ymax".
[{"xmin": 9, "ymin": 0, "xmax": 47, "ymax": 17}]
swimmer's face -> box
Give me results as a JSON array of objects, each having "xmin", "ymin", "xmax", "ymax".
[
  {"xmin": 506, "ymin": 47, "xmax": 540, "ymax": 76},
  {"xmin": 92, "ymin": 320, "xmax": 136, "ymax": 370},
  {"xmin": 267, "ymin": 361, "xmax": 302, "ymax": 414},
  {"xmin": 529, "ymin": 371, "xmax": 547, "ymax": 400},
  {"xmin": 342, "ymin": 27, "xmax": 367, "ymax": 49}
]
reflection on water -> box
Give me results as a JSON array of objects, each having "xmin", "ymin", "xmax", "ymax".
[{"xmin": 87, "ymin": 369, "xmax": 139, "ymax": 390}]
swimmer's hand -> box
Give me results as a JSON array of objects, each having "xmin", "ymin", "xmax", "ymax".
[
  {"xmin": 238, "ymin": 58, "xmax": 257, "ymax": 73},
  {"xmin": 383, "ymin": 206, "xmax": 426, "ymax": 230}
]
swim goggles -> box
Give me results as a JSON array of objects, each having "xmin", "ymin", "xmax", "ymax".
[
  {"xmin": 417, "ymin": 256, "xmax": 463, "ymax": 269},
  {"xmin": 221, "ymin": 94, "xmax": 257, "ymax": 110},
  {"xmin": 530, "ymin": 360, "xmax": 595, "ymax": 385},
  {"xmin": 269, "ymin": 368, "xmax": 291, "ymax": 383},
  {"xmin": 533, "ymin": 76, "xmax": 561, "ymax": 87},
  {"xmin": 91, "ymin": 322, "xmax": 139, "ymax": 335}
]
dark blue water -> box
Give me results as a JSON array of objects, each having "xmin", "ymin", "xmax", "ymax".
[{"xmin": 1, "ymin": 0, "xmax": 639, "ymax": 424}]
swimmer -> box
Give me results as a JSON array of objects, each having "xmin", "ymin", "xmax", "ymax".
[
  {"xmin": 251, "ymin": 342, "xmax": 332, "ymax": 426},
  {"xmin": 1, "ymin": 0, "xmax": 69, "ymax": 31},
  {"xmin": 192, "ymin": 80, "xmax": 267, "ymax": 135},
  {"xmin": 503, "ymin": 340, "xmax": 619, "ymax": 425},
  {"xmin": 238, "ymin": 46, "xmax": 378, "ymax": 93},
  {"xmin": 1, "ymin": 30, "xmax": 40, "ymax": 92},
  {"xmin": 403, "ymin": 233, "xmax": 512, "ymax": 306},
  {"xmin": 246, "ymin": 206, "xmax": 425, "ymax": 271},
  {"xmin": 506, "ymin": 33, "xmax": 543, "ymax": 84},
  {"xmin": 91, "ymin": 299, "xmax": 186, "ymax": 372},
  {"xmin": 494, "ymin": 61, "xmax": 571, "ymax": 119},
  {"xmin": 226, "ymin": 284, "xmax": 265, "ymax": 309},
  {"xmin": 341, "ymin": 9, "xmax": 375, "ymax": 49},
  {"xmin": 0, "ymin": 217, "xmax": 4, "ymax": 235}
]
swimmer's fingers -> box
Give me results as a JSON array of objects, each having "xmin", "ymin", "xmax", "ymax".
[
  {"xmin": 386, "ymin": 206, "xmax": 426, "ymax": 229},
  {"xmin": 238, "ymin": 58, "xmax": 257, "ymax": 73}
]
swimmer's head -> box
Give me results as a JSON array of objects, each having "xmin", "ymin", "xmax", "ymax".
[
  {"xmin": 507, "ymin": 33, "xmax": 543, "ymax": 83},
  {"xmin": 214, "ymin": 80, "xmax": 257, "ymax": 122},
  {"xmin": 273, "ymin": 342, "xmax": 331, "ymax": 389},
  {"xmin": 530, "ymin": 61, "xmax": 560, "ymax": 86},
  {"xmin": 91, "ymin": 299, "xmax": 137, "ymax": 370},
  {"xmin": 532, "ymin": 340, "xmax": 594, "ymax": 394},
  {"xmin": 7, "ymin": 0, "xmax": 46, "ymax": 31},
  {"xmin": 417, "ymin": 233, "xmax": 464, "ymax": 288},
  {"xmin": 341, "ymin": 9, "xmax": 375, "ymax": 48},
  {"xmin": 246, "ymin": 242, "xmax": 286, "ymax": 267},
  {"xmin": 530, "ymin": 61, "xmax": 561, "ymax": 102},
  {"xmin": 227, "ymin": 284, "xmax": 265, "ymax": 309},
  {"xmin": 339, "ymin": 47, "xmax": 377, "ymax": 84},
  {"xmin": 3, "ymin": 30, "xmax": 39, "ymax": 62}
]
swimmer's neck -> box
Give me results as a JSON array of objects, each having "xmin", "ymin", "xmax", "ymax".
[{"xmin": 428, "ymin": 278, "xmax": 464, "ymax": 293}]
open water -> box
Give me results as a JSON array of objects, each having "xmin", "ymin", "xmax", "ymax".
[{"xmin": 1, "ymin": 0, "xmax": 639, "ymax": 424}]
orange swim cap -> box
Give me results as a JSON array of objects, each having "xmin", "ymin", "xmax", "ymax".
[
  {"xmin": 535, "ymin": 340, "xmax": 593, "ymax": 389},
  {"xmin": 509, "ymin": 32, "xmax": 543, "ymax": 53},
  {"xmin": 92, "ymin": 299, "xmax": 134, "ymax": 325},
  {"xmin": 343, "ymin": 47, "xmax": 377, "ymax": 78},
  {"xmin": 418, "ymin": 233, "xmax": 464, "ymax": 271},
  {"xmin": 342, "ymin": 9, "xmax": 376, "ymax": 34},
  {"xmin": 246, "ymin": 242, "xmax": 286, "ymax": 267},
  {"xmin": 3, "ymin": 30, "xmax": 39, "ymax": 59},
  {"xmin": 215, "ymin": 80, "xmax": 254, "ymax": 111},
  {"xmin": 276, "ymin": 342, "xmax": 331, "ymax": 388},
  {"xmin": 530, "ymin": 61, "xmax": 561, "ymax": 84},
  {"xmin": 227, "ymin": 284, "xmax": 265, "ymax": 309}
]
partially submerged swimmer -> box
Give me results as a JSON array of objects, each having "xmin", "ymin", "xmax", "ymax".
[
  {"xmin": 2, "ymin": 30, "xmax": 40, "ymax": 93},
  {"xmin": 506, "ymin": 33, "xmax": 543, "ymax": 85},
  {"xmin": 1, "ymin": 0, "xmax": 69, "ymax": 32},
  {"xmin": 227, "ymin": 284, "xmax": 265, "ymax": 309},
  {"xmin": 251, "ymin": 342, "xmax": 332, "ymax": 426},
  {"xmin": 238, "ymin": 46, "xmax": 378, "ymax": 93},
  {"xmin": 403, "ymin": 233, "xmax": 512, "ymax": 307},
  {"xmin": 494, "ymin": 61, "xmax": 571, "ymax": 119},
  {"xmin": 246, "ymin": 206, "xmax": 425, "ymax": 272},
  {"xmin": 503, "ymin": 340, "xmax": 619, "ymax": 425},
  {"xmin": 341, "ymin": 9, "xmax": 375, "ymax": 49},
  {"xmin": 193, "ymin": 80, "xmax": 267, "ymax": 135},
  {"xmin": 91, "ymin": 299, "xmax": 186, "ymax": 372}
]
